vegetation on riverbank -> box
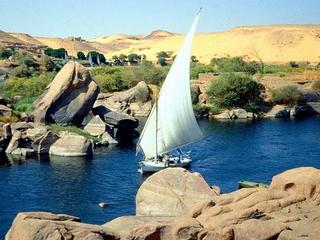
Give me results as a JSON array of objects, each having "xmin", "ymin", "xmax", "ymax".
[{"xmin": 48, "ymin": 124, "xmax": 99, "ymax": 141}]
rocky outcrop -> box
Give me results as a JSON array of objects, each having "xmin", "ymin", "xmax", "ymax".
[
  {"xmin": 6, "ymin": 167, "xmax": 320, "ymax": 239},
  {"xmin": 49, "ymin": 131, "xmax": 92, "ymax": 157},
  {"xmin": 0, "ymin": 104, "xmax": 12, "ymax": 116},
  {"xmin": 212, "ymin": 108, "xmax": 255, "ymax": 120},
  {"xmin": 136, "ymin": 168, "xmax": 218, "ymax": 216},
  {"xmin": 265, "ymin": 104, "xmax": 290, "ymax": 118},
  {"xmin": 33, "ymin": 61, "xmax": 100, "ymax": 126},
  {"xmin": 5, "ymin": 212, "xmax": 119, "ymax": 240},
  {"xmin": 94, "ymin": 81, "xmax": 151, "ymax": 117}
]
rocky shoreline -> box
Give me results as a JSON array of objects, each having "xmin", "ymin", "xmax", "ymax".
[{"xmin": 5, "ymin": 167, "xmax": 320, "ymax": 240}]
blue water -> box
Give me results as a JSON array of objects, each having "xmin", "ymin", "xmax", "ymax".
[{"xmin": 0, "ymin": 117, "xmax": 320, "ymax": 237}]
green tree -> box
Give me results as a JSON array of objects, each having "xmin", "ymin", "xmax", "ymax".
[
  {"xmin": 119, "ymin": 54, "xmax": 127, "ymax": 62},
  {"xmin": 191, "ymin": 55, "xmax": 198, "ymax": 63},
  {"xmin": 156, "ymin": 51, "xmax": 170, "ymax": 66},
  {"xmin": 77, "ymin": 51, "xmax": 86, "ymax": 60},
  {"xmin": 44, "ymin": 48, "xmax": 67, "ymax": 59},
  {"xmin": 207, "ymin": 73, "xmax": 264, "ymax": 111},
  {"xmin": 86, "ymin": 51, "xmax": 106, "ymax": 64},
  {"xmin": 128, "ymin": 53, "xmax": 140, "ymax": 65},
  {"xmin": 0, "ymin": 48, "xmax": 13, "ymax": 59}
]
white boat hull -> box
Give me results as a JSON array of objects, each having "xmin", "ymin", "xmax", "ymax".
[{"xmin": 139, "ymin": 156, "xmax": 191, "ymax": 173}]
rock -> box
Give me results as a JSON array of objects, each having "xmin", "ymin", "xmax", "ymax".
[
  {"xmin": 37, "ymin": 131, "xmax": 59, "ymax": 154},
  {"xmin": 11, "ymin": 122, "xmax": 33, "ymax": 132},
  {"xmin": 230, "ymin": 108, "xmax": 248, "ymax": 119},
  {"xmin": 2, "ymin": 123, "xmax": 12, "ymax": 139},
  {"xmin": 0, "ymin": 104, "xmax": 12, "ymax": 116},
  {"xmin": 290, "ymin": 104, "xmax": 317, "ymax": 117},
  {"xmin": 104, "ymin": 216, "xmax": 202, "ymax": 240},
  {"xmin": 33, "ymin": 61, "xmax": 100, "ymax": 126},
  {"xmin": 212, "ymin": 109, "xmax": 231, "ymax": 119},
  {"xmin": 84, "ymin": 115, "xmax": 106, "ymax": 136},
  {"xmin": 98, "ymin": 202, "xmax": 108, "ymax": 208},
  {"xmin": 5, "ymin": 212, "xmax": 119, "ymax": 240},
  {"xmin": 100, "ymin": 131, "xmax": 118, "ymax": 145},
  {"xmin": 19, "ymin": 112, "xmax": 33, "ymax": 122},
  {"xmin": 92, "ymin": 105, "xmax": 139, "ymax": 129},
  {"xmin": 136, "ymin": 168, "xmax": 218, "ymax": 216},
  {"xmin": 10, "ymin": 148, "xmax": 34, "ymax": 157},
  {"xmin": 265, "ymin": 105, "xmax": 290, "ymax": 118},
  {"xmin": 307, "ymin": 102, "xmax": 320, "ymax": 114},
  {"xmin": 270, "ymin": 167, "xmax": 320, "ymax": 200},
  {"xmin": 191, "ymin": 84, "xmax": 201, "ymax": 104},
  {"xmin": 49, "ymin": 131, "xmax": 92, "ymax": 156},
  {"xmin": 5, "ymin": 131, "xmax": 21, "ymax": 154},
  {"xmin": 25, "ymin": 125, "xmax": 48, "ymax": 143},
  {"xmin": 93, "ymin": 81, "xmax": 151, "ymax": 117},
  {"xmin": 129, "ymin": 101, "xmax": 152, "ymax": 117}
]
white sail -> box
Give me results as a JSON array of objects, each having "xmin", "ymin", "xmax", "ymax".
[{"xmin": 138, "ymin": 12, "xmax": 203, "ymax": 159}]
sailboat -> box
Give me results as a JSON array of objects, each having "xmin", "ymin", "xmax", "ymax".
[{"xmin": 137, "ymin": 10, "xmax": 203, "ymax": 173}]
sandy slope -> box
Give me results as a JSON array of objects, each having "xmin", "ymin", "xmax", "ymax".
[{"xmin": 2, "ymin": 25, "xmax": 320, "ymax": 63}]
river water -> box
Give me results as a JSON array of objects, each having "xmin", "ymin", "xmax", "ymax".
[{"xmin": 0, "ymin": 117, "xmax": 320, "ymax": 237}]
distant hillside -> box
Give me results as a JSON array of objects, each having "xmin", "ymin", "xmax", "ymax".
[{"xmin": 1, "ymin": 25, "xmax": 320, "ymax": 63}]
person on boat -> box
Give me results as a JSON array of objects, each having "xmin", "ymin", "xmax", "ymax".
[{"xmin": 177, "ymin": 148, "xmax": 183, "ymax": 163}]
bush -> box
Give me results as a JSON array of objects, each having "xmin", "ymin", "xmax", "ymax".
[
  {"xmin": 311, "ymin": 80, "xmax": 320, "ymax": 93},
  {"xmin": 13, "ymin": 96, "xmax": 37, "ymax": 113},
  {"xmin": 1, "ymin": 72, "xmax": 56, "ymax": 99},
  {"xmin": 210, "ymin": 57, "xmax": 259, "ymax": 74},
  {"xmin": 289, "ymin": 61, "xmax": 299, "ymax": 68},
  {"xmin": 0, "ymin": 48, "xmax": 13, "ymax": 59},
  {"xmin": 271, "ymin": 86, "xmax": 302, "ymax": 106},
  {"xmin": 190, "ymin": 64, "xmax": 214, "ymax": 79},
  {"xmin": 77, "ymin": 51, "xmax": 86, "ymax": 60},
  {"xmin": 44, "ymin": 48, "xmax": 67, "ymax": 59},
  {"xmin": 48, "ymin": 124, "xmax": 98, "ymax": 141},
  {"xmin": 207, "ymin": 73, "xmax": 264, "ymax": 110}
]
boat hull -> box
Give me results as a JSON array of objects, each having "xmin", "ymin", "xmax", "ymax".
[{"xmin": 139, "ymin": 156, "xmax": 191, "ymax": 173}]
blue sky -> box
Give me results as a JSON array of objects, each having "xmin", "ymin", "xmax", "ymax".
[{"xmin": 0, "ymin": 0, "xmax": 319, "ymax": 39}]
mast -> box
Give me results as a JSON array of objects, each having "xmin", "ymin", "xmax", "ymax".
[{"xmin": 155, "ymin": 98, "xmax": 158, "ymax": 160}]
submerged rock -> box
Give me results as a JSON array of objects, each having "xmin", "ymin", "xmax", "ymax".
[
  {"xmin": 49, "ymin": 131, "xmax": 92, "ymax": 157},
  {"xmin": 33, "ymin": 61, "xmax": 100, "ymax": 126}
]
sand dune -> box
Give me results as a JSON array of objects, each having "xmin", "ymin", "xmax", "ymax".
[{"xmin": 1, "ymin": 25, "xmax": 320, "ymax": 63}]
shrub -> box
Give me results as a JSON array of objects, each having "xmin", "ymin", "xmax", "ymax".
[
  {"xmin": 77, "ymin": 51, "xmax": 86, "ymax": 60},
  {"xmin": 0, "ymin": 48, "xmax": 13, "ymax": 59},
  {"xmin": 210, "ymin": 57, "xmax": 259, "ymax": 74},
  {"xmin": 1, "ymin": 72, "xmax": 55, "ymax": 99},
  {"xmin": 128, "ymin": 53, "xmax": 140, "ymax": 65},
  {"xmin": 271, "ymin": 86, "xmax": 302, "ymax": 106},
  {"xmin": 93, "ymin": 71, "xmax": 125, "ymax": 92},
  {"xmin": 13, "ymin": 96, "xmax": 37, "ymax": 113},
  {"xmin": 311, "ymin": 80, "xmax": 320, "ymax": 93},
  {"xmin": 289, "ymin": 61, "xmax": 299, "ymax": 68},
  {"xmin": 190, "ymin": 64, "xmax": 214, "ymax": 79},
  {"xmin": 0, "ymin": 115, "xmax": 19, "ymax": 123},
  {"xmin": 207, "ymin": 73, "xmax": 264, "ymax": 110},
  {"xmin": 48, "ymin": 124, "xmax": 98, "ymax": 141},
  {"xmin": 44, "ymin": 48, "xmax": 67, "ymax": 59}
]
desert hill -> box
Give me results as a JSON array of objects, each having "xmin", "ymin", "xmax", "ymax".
[{"xmin": 1, "ymin": 25, "xmax": 319, "ymax": 63}]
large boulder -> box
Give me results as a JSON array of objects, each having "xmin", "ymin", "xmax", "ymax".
[
  {"xmin": 136, "ymin": 168, "xmax": 218, "ymax": 216},
  {"xmin": 83, "ymin": 115, "xmax": 106, "ymax": 136},
  {"xmin": 49, "ymin": 131, "xmax": 92, "ymax": 157},
  {"xmin": 94, "ymin": 81, "xmax": 151, "ymax": 117},
  {"xmin": 5, "ymin": 212, "xmax": 119, "ymax": 240},
  {"xmin": 33, "ymin": 61, "xmax": 100, "ymax": 126},
  {"xmin": 92, "ymin": 105, "xmax": 139, "ymax": 129}
]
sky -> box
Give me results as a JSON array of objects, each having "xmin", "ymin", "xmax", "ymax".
[{"xmin": 0, "ymin": 0, "xmax": 320, "ymax": 39}]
